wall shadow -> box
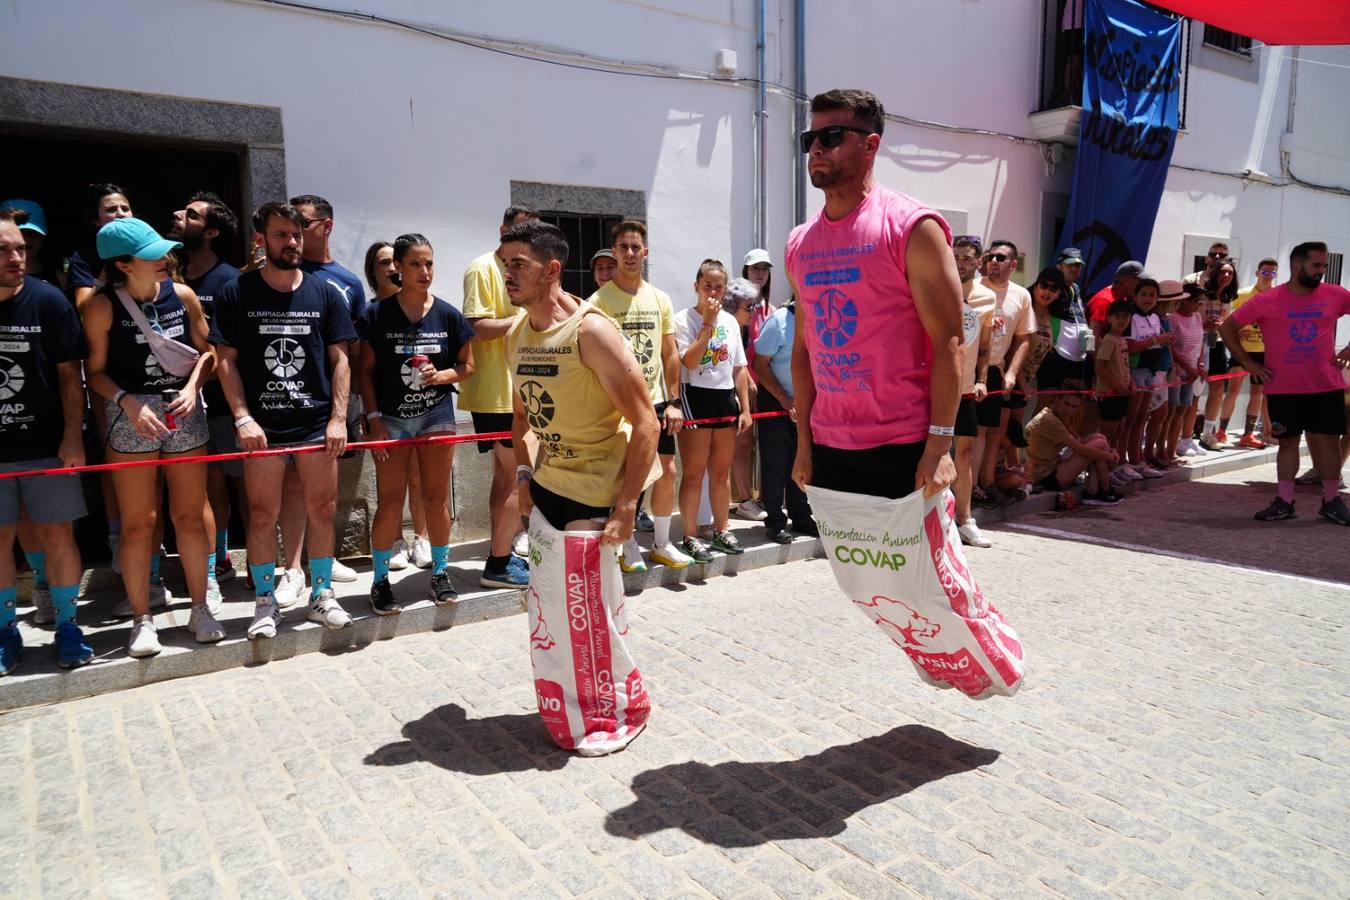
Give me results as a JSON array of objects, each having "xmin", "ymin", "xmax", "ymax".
[{"xmin": 604, "ymin": 724, "xmax": 998, "ymax": 845}]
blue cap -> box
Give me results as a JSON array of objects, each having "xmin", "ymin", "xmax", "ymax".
[
  {"xmin": 1, "ymin": 199, "xmax": 47, "ymax": 236},
  {"xmin": 96, "ymin": 217, "xmax": 182, "ymax": 260}
]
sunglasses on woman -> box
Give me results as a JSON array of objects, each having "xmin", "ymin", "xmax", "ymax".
[
  {"xmin": 141, "ymin": 302, "xmax": 164, "ymax": 334},
  {"xmin": 799, "ymin": 125, "xmax": 872, "ymax": 153}
]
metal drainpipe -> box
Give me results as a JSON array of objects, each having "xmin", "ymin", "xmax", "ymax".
[
  {"xmin": 754, "ymin": 0, "xmax": 768, "ymax": 249},
  {"xmin": 793, "ymin": 0, "xmax": 806, "ymax": 227}
]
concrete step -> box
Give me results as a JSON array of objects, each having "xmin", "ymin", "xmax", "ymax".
[{"xmin": 0, "ymin": 444, "xmax": 1279, "ymax": 712}]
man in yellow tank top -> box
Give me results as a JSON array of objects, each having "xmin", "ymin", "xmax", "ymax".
[{"xmin": 502, "ymin": 221, "xmax": 659, "ymax": 541}]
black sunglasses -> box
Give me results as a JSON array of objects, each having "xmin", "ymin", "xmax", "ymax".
[
  {"xmin": 799, "ymin": 125, "xmax": 871, "ymax": 153},
  {"xmin": 986, "ymin": 252, "xmax": 1011, "ymax": 263}
]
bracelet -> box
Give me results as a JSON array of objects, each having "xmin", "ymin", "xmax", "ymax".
[
  {"xmin": 233, "ymin": 415, "xmax": 254, "ymax": 430},
  {"xmin": 112, "ymin": 389, "xmax": 128, "ymax": 407},
  {"xmin": 928, "ymin": 424, "xmax": 956, "ymax": 437},
  {"xmin": 516, "ymin": 464, "xmax": 534, "ymax": 484},
  {"xmin": 365, "ymin": 411, "xmax": 383, "ymax": 421}
]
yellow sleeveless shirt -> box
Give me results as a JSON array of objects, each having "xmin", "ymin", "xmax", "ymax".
[{"xmin": 507, "ymin": 300, "xmax": 633, "ymax": 508}]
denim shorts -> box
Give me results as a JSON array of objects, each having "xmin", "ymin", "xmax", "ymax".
[
  {"xmin": 382, "ymin": 401, "xmax": 457, "ymax": 440},
  {"xmin": 1168, "ymin": 380, "xmax": 1196, "ymax": 407}
]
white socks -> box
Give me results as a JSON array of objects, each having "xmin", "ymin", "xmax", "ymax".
[
  {"xmin": 653, "ymin": 515, "xmax": 672, "ymax": 548},
  {"xmin": 622, "ymin": 538, "xmax": 644, "ymax": 568}
]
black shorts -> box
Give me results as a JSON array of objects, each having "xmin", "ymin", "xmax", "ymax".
[
  {"xmin": 471, "ymin": 412, "xmax": 514, "ymax": 454},
  {"xmin": 955, "ymin": 397, "xmax": 979, "ymax": 438},
  {"xmin": 976, "ymin": 367, "xmax": 1006, "ymax": 426},
  {"xmin": 680, "ymin": 385, "xmax": 740, "ymax": 430},
  {"xmin": 810, "ymin": 439, "xmax": 926, "ymax": 500},
  {"xmin": 530, "ymin": 480, "xmax": 611, "ymax": 531},
  {"xmin": 1208, "ymin": 343, "xmax": 1230, "ymax": 376},
  {"xmin": 654, "ymin": 402, "xmax": 676, "ymax": 455},
  {"xmin": 1266, "ymin": 390, "xmax": 1347, "ymax": 439},
  {"xmin": 1037, "ymin": 351, "xmax": 1088, "ymax": 392},
  {"xmin": 1037, "ymin": 471, "xmax": 1062, "ymax": 492},
  {"xmin": 1244, "ymin": 351, "xmax": 1265, "ymax": 367},
  {"xmin": 1098, "ymin": 394, "xmax": 1128, "ymax": 422}
]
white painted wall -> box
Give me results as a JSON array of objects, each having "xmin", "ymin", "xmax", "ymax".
[{"xmin": 3, "ymin": 0, "xmax": 1347, "ymax": 310}]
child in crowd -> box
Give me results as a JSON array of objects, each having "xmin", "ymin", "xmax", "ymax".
[
  {"xmin": 1166, "ymin": 284, "xmax": 1207, "ymax": 460},
  {"xmin": 1095, "ymin": 300, "xmax": 1134, "ymax": 485},
  {"xmin": 1142, "ymin": 282, "xmax": 1177, "ymax": 468},
  {"xmin": 1025, "ymin": 389, "xmax": 1123, "ymax": 506},
  {"xmin": 1123, "ymin": 277, "xmax": 1172, "ymax": 479}
]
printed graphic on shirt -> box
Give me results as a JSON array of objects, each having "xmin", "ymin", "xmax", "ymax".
[
  {"xmin": 520, "ymin": 381, "xmax": 556, "ymax": 431},
  {"xmin": 809, "ymin": 283, "xmax": 871, "ymax": 393},
  {"xmin": 0, "ymin": 355, "xmax": 25, "ymax": 402},
  {"xmin": 0, "ymin": 278, "xmax": 85, "ymax": 461}
]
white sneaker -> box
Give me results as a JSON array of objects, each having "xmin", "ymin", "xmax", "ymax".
[
  {"xmin": 1121, "ymin": 465, "xmax": 1145, "ymax": 481},
  {"xmin": 957, "ymin": 520, "xmax": 992, "ymax": 548},
  {"xmin": 1177, "ymin": 439, "xmax": 1197, "ymax": 458},
  {"xmin": 306, "ymin": 590, "xmax": 352, "ymax": 629},
  {"xmin": 109, "ymin": 535, "xmax": 121, "ymax": 575},
  {"xmin": 247, "ymin": 599, "xmax": 280, "ymax": 640},
  {"xmin": 1109, "ymin": 471, "xmax": 1131, "ymax": 489},
  {"xmin": 734, "ymin": 499, "xmax": 768, "ymax": 521},
  {"xmin": 387, "ymin": 539, "xmax": 411, "ymax": 571},
  {"xmin": 1138, "ymin": 465, "xmax": 1165, "ymax": 479},
  {"xmin": 649, "ymin": 542, "xmax": 694, "ymax": 569},
  {"xmin": 113, "ymin": 582, "xmax": 171, "ymax": 618},
  {"xmin": 511, "ymin": 532, "xmax": 529, "ymax": 559},
  {"xmin": 619, "ymin": 537, "xmax": 648, "ymax": 573},
  {"xmin": 32, "ymin": 588, "xmax": 54, "ymax": 626},
  {"xmin": 205, "ymin": 579, "xmax": 223, "ymax": 616},
  {"xmin": 411, "ymin": 537, "xmax": 433, "ymax": 569},
  {"xmin": 128, "ymin": 615, "xmax": 161, "ymax": 658},
  {"xmin": 189, "ymin": 604, "xmax": 226, "ymax": 643},
  {"xmin": 330, "ymin": 559, "xmax": 358, "ymax": 583},
  {"xmin": 273, "ymin": 569, "xmax": 305, "ymax": 610}
]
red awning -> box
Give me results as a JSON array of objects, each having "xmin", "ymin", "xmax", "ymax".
[{"xmin": 1148, "ymin": 1, "xmax": 1350, "ymax": 46}]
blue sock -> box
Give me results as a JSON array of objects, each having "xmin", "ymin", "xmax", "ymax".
[
  {"xmin": 0, "ymin": 587, "xmax": 16, "ymax": 629},
  {"xmin": 108, "ymin": 518, "xmax": 121, "ymax": 536},
  {"xmin": 215, "ymin": 529, "xmax": 229, "ymax": 559},
  {"xmin": 207, "ymin": 551, "xmax": 217, "ymax": 582},
  {"xmin": 249, "ymin": 564, "xmax": 275, "ymax": 600},
  {"xmin": 51, "ymin": 584, "xmax": 79, "ymax": 627},
  {"xmin": 372, "ymin": 548, "xmax": 393, "ymax": 585},
  {"xmin": 431, "ymin": 544, "xmax": 450, "ymax": 575},
  {"xmin": 24, "ymin": 552, "xmax": 48, "ymax": 590},
  {"xmin": 309, "ymin": 557, "xmax": 333, "ymax": 600},
  {"xmin": 150, "ymin": 553, "xmax": 162, "ymax": 586}
]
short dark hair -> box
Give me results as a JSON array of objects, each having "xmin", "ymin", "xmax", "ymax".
[
  {"xmin": 953, "ymin": 237, "xmax": 981, "ymax": 254},
  {"xmin": 501, "ymin": 220, "xmax": 569, "ymax": 266},
  {"xmin": 1208, "ymin": 241, "xmax": 1229, "ymax": 252},
  {"xmin": 288, "ymin": 194, "xmax": 332, "ymax": 219},
  {"xmin": 809, "ymin": 89, "xmax": 885, "ymax": 135},
  {"xmin": 252, "ymin": 201, "xmax": 304, "ymax": 234},
  {"xmin": 1135, "ymin": 277, "xmax": 1160, "ymax": 294},
  {"xmin": 363, "ymin": 240, "xmax": 394, "ymax": 291},
  {"xmin": 987, "ymin": 238, "xmax": 1019, "ymax": 258},
  {"xmin": 1290, "ymin": 241, "xmax": 1327, "ymax": 267},
  {"xmin": 502, "ymin": 205, "xmax": 539, "ymax": 228},
  {"xmin": 611, "ymin": 219, "xmax": 647, "ymax": 244},
  {"xmin": 1107, "ymin": 299, "xmax": 1132, "ymax": 317},
  {"xmin": 0, "ymin": 207, "xmax": 28, "ymax": 228},
  {"xmin": 84, "ymin": 183, "xmax": 129, "ymax": 223},
  {"xmin": 392, "ymin": 232, "xmax": 432, "ymax": 263},
  {"xmin": 1256, "ymin": 257, "xmax": 1278, "ymax": 269},
  {"xmin": 188, "ymin": 191, "xmax": 237, "ymax": 249}
]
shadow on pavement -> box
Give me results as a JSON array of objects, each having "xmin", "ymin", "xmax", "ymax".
[
  {"xmin": 364, "ymin": 703, "xmax": 573, "ymax": 775},
  {"xmin": 1008, "ymin": 476, "xmax": 1348, "ymax": 585},
  {"xmin": 604, "ymin": 724, "xmax": 998, "ymax": 844}
]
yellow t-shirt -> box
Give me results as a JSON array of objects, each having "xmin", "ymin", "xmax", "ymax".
[
  {"xmin": 589, "ymin": 279, "xmax": 676, "ymax": 404},
  {"xmin": 458, "ymin": 250, "xmax": 521, "ymax": 414},
  {"xmin": 1230, "ymin": 286, "xmax": 1265, "ymax": 353},
  {"xmin": 506, "ymin": 303, "xmax": 635, "ymax": 508}
]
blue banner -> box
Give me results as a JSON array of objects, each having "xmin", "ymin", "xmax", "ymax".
[{"xmin": 1059, "ymin": 0, "xmax": 1183, "ymax": 295}]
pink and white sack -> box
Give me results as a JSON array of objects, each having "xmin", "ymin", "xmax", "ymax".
[
  {"xmin": 525, "ymin": 509, "xmax": 650, "ymax": 755},
  {"xmin": 806, "ymin": 485, "xmax": 1025, "ymax": 699}
]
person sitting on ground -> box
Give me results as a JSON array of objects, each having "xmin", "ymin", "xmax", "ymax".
[{"xmin": 1025, "ymin": 389, "xmax": 1122, "ymax": 506}]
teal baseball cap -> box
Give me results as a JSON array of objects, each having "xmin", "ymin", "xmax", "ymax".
[
  {"xmin": 1, "ymin": 199, "xmax": 47, "ymax": 236},
  {"xmin": 96, "ymin": 217, "xmax": 182, "ymax": 260}
]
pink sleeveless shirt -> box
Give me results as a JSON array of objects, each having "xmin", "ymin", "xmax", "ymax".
[{"xmin": 785, "ymin": 186, "xmax": 951, "ymax": 449}]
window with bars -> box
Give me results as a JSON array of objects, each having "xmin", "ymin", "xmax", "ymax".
[
  {"xmin": 1202, "ymin": 25, "xmax": 1253, "ymax": 57},
  {"xmin": 1327, "ymin": 252, "xmax": 1344, "ymax": 287},
  {"xmin": 538, "ymin": 211, "xmax": 625, "ymax": 298}
]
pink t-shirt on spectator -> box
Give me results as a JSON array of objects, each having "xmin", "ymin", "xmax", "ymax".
[
  {"xmin": 1168, "ymin": 310, "xmax": 1205, "ymax": 375},
  {"xmin": 1228, "ymin": 282, "xmax": 1350, "ymax": 394},
  {"xmin": 785, "ymin": 186, "xmax": 951, "ymax": 449}
]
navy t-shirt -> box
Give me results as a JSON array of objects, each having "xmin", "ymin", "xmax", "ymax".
[
  {"xmin": 0, "ymin": 277, "xmax": 86, "ymax": 462},
  {"xmin": 65, "ymin": 245, "xmax": 99, "ymax": 291},
  {"xmin": 362, "ymin": 296, "xmax": 475, "ymax": 420},
  {"xmin": 208, "ymin": 270, "xmax": 356, "ymax": 443},
  {"xmin": 301, "ymin": 259, "xmax": 368, "ymax": 323},
  {"xmin": 187, "ymin": 260, "xmax": 242, "ymax": 418},
  {"xmin": 102, "ymin": 280, "xmax": 195, "ymax": 394}
]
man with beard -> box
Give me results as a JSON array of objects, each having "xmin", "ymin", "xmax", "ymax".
[
  {"xmin": 1221, "ymin": 241, "xmax": 1350, "ymax": 525},
  {"xmin": 209, "ymin": 202, "xmax": 357, "ymax": 638},
  {"xmin": 169, "ymin": 192, "xmax": 243, "ymax": 587}
]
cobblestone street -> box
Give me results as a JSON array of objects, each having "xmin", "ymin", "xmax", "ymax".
[{"xmin": 1, "ymin": 464, "xmax": 1346, "ymax": 898}]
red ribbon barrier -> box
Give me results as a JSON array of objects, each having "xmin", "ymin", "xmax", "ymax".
[{"xmin": 988, "ymin": 369, "xmax": 1250, "ymax": 397}]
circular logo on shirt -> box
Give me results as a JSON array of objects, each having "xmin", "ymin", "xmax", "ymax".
[
  {"xmin": 1289, "ymin": 320, "xmax": 1317, "ymax": 345},
  {"xmin": 813, "ymin": 289, "xmax": 858, "ymax": 349},
  {"xmin": 145, "ymin": 354, "xmax": 166, "ymax": 380},
  {"xmin": 0, "ymin": 356, "xmax": 23, "ymax": 401},
  {"xmin": 631, "ymin": 332, "xmax": 655, "ymax": 366},
  {"xmin": 265, "ymin": 338, "xmax": 307, "ymax": 378},
  {"xmin": 400, "ymin": 359, "xmax": 424, "ymax": 389},
  {"xmin": 519, "ymin": 381, "xmax": 555, "ymax": 429}
]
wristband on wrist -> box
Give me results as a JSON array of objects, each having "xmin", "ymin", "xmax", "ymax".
[
  {"xmin": 234, "ymin": 415, "xmax": 254, "ymax": 430},
  {"xmin": 516, "ymin": 464, "xmax": 534, "ymax": 484},
  {"xmin": 112, "ymin": 389, "xmax": 128, "ymax": 407},
  {"xmin": 365, "ymin": 411, "xmax": 382, "ymax": 421},
  {"xmin": 928, "ymin": 424, "xmax": 956, "ymax": 437}
]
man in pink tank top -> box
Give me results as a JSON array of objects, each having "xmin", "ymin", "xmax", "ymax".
[{"xmin": 785, "ymin": 89, "xmax": 964, "ymax": 499}]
